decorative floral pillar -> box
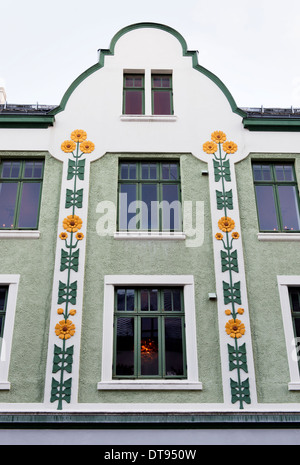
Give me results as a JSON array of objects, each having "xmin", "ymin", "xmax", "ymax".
[
  {"xmin": 203, "ymin": 131, "xmax": 258, "ymax": 409},
  {"xmin": 44, "ymin": 130, "xmax": 95, "ymax": 410}
]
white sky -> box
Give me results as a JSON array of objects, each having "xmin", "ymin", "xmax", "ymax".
[{"xmin": 1, "ymin": 0, "xmax": 300, "ymax": 108}]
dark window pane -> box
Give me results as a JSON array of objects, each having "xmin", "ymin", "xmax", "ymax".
[
  {"xmin": 11, "ymin": 162, "xmax": 21, "ymax": 178},
  {"xmin": 115, "ymin": 318, "xmax": 135, "ymax": 376},
  {"xmin": 172, "ymin": 289, "xmax": 182, "ymax": 311},
  {"xmin": 0, "ymin": 183, "xmax": 18, "ymax": 228},
  {"xmin": 283, "ymin": 165, "xmax": 294, "ymax": 181},
  {"xmin": 294, "ymin": 318, "xmax": 300, "ymax": 339},
  {"xmin": 278, "ymin": 186, "xmax": 300, "ymax": 231},
  {"xmin": 170, "ymin": 164, "xmax": 178, "ymax": 180},
  {"xmin": 150, "ymin": 289, "xmax": 158, "ymax": 311},
  {"xmin": 2, "ymin": 162, "xmax": 12, "ymax": 178},
  {"xmin": 165, "ymin": 318, "xmax": 184, "ymax": 376},
  {"xmin": 141, "ymin": 290, "xmax": 149, "ymax": 311},
  {"xmin": 129, "ymin": 164, "xmax": 137, "ymax": 180},
  {"xmin": 255, "ymin": 185, "xmax": 278, "ymax": 231},
  {"xmin": 164, "ymin": 289, "xmax": 172, "ymax": 312},
  {"xmin": 125, "ymin": 77, "xmax": 134, "ymax": 87},
  {"xmin": 0, "ymin": 315, "xmax": 5, "ymax": 338},
  {"xmin": 24, "ymin": 162, "xmax": 34, "ymax": 178},
  {"xmin": 124, "ymin": 91, "xmax": 143, "ymax": 115},
  {"xmin": 34, "ymin": 162, "xmax": 43, "ymax": 179},
  {"xmin": 275, "ymin": 165, "xmax": 285, "ymax": 181},
  {"xmin": 290, "ymin": 288, "xmax": 300, "ymax": 313},
  {"xmin": 0, "ymin": 288, "xmax": 7, "ymax": 311},
  {"xmin": 119, "ymin": 184, "xmax": 137, "ymax": 230},
  {"xmin": 141, "ymin": 184, "xmax": 158, "ymax": 230},
  {"xmin": 153, "ymin": 77, "xmax": 162, "ymax": 88},
  {"xmin": 153, "ymin": 91, "xmax": 171, "ymax": 115},
  {"xmin": 117, "ymin": 289, "xmax": 125, "ymax": 311},
  {"xmin": 262, "ymin": 165, "xmax": 272, "ymax": 181},
  {"xmin": 162, "ymin": 77, "xmax": 171, "ymax": 88},
  {"xmin": 126, "ymin": 289, "xmax": 135, "ymax": 311},
  {"xmin": 18, "ymin": 183, "xmax": 41, "ymax": 228},
  {"xmin": 140, "ymin": 318, "xmax": 159, "ymax": 376},
  {"xmin": 141, "ymin": 163, "xmax": 157, "ymax": 180},
  {"xmin": 253, "ymin": 164, "xmax": 262, "ymax": 181},
  {"xmin": 162, "ymin": 184, "xmax": 180, "ymax": 230}
]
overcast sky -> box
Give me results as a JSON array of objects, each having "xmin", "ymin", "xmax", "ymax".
[{"xmin": 1, "ymin": 0, "xmax": 300, "ymax": 109}]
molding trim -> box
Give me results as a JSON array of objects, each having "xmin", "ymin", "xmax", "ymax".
[
  {"xmin": 258, "ymin": 233, "xmax": 300, "ymax": 242},
  {"xmin": 0, "ymin": 231, "xmax": 40, "ymax": 240}
]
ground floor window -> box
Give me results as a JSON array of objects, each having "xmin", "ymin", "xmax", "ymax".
[{"xmin": 114, "ymin": 287, "xmax": 186, "ymax": 379}]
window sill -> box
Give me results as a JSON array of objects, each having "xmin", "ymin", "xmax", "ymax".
[
  {"xmin": 0, "ymin": 382, "xmax": 10, "ymax": 390},
  {"xmin": 0, "ymin": 230, "xmax": 40, "ymax": 239},
  {"xmin": 120, "ymin": 115, "xmax": 178, "ymax": 123},
  {"xmin": 257, "ymin": 232, "xmax": 300, "ymax": 242},
  {"xmin": 114, "ymin": 232, "xmax": 186, "ymax": 240},
  {"xmin": 288, "ymin": 382, "xmax": 300, "ymax": 391},
  {"xmin": 97, "ymin": 381, "xmax": 202, "ymax": 391}
]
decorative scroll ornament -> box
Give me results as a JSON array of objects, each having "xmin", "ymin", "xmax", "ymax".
[
  {"xmin": 203, "ymin": 131, "xmax": 251, "ymax": 409},
  {"xmin": 50, "ymin": 130, "xmax": 94, "ymax": 410}
]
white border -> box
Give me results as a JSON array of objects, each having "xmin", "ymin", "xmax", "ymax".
[
  {"xmin": 277, "ymin": 275, "xmax": 300, "ymax": 390},
  {"xmin": 0, "ymin": 275, "xmax": 20, "ymax": 390},
  {"xmin": 114, "ymin": 232, "xmax": 186, "ymax": 241},
  {"xmin": 0, "ymin": 231, "xmax": 40, "ymax": 240},
  {"xmin": 98, "ymin": 275, "xmax": 202, "ymax": 391},
  {"xmin": 258, "ymin": 233, "xmax": 300, "ymax": 242}
]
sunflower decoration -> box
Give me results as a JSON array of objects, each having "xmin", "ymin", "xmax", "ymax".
[
  {"xmin": 63, "ymin": 215, "xmax": 83, "ymax": 233},
  {"xmin": 215, "ymin": 232, "xmax": 224, "ymax": 241},
  {"xmin": 211, "ymin": 131, "xmax": 227, "ymax": 144},
  {"xmin": 225, "ymin": 319, "xmax": 245, "ymax": 339},
  {"xmin": 231, "ymin": 231, "xmax": 240, "ymax": 240},
  {"xmin": 223, "ymin": 141, "xmax": 238, "ymax": 154},
  {"xmin": 218, "ymin": 216, "xmax": 235, "ymax": 233},
  {"xmin": 203, "ymin": 141, "xmax": 218, "ymax": 154},
  {"xmin": 75, "ymin": 232, "xmax": 84, "ymax": 241},
  {"xmin": 59, "ymin": 232, "xmax": 68, "ymax": 240},
  {"xmin": 71, "ymin": 129, "xmax": 87, "ymax": 143},
  {"xmin": 55, "ymin": 319, "xmax": 76, "ymax": 340},
  {"xmin": 61, "ymin": 140, "xmax": 76, "ymax": 153},
  {"xmin": 80, "ymin": 141, "xmax": 95, "ymax": 154}
]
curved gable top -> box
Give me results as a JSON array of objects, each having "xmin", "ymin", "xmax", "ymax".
[{"xmin": 49, "ymin": 22, "xmax": 245, "ymax": 118}]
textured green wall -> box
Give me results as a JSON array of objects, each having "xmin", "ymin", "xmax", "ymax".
[
  {"xmin": 79, "ymin": 153, "xmax": 223, "ymax": 404},
  {"xmin": 0, "ymin": 152, "xmax": 62, "ymax": 403},
  {"xmin": 236, "ymin": 153, "xmax": 300, "ymax": 403}
]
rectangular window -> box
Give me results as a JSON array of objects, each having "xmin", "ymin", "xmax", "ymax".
[
  {"xmin": 118, "ymin": 161, "xmax": 182, "ymax": 232},
  {"xmin": 0, "ymin": 160, "xmax": 44, "ymax": 230},
  {"xmin": 152, "ymin": 74, "xmax": 173, "ymax": 115},
  {"xmin": 113, "ymin": 287, "xmax": 186, "ymax": 379},
  {"xmin": 0, "ymin": 287, "xmax": 8, "ymax": 340},
  {"xmin": 123, "ymin": 74, "xmax": 145, "ymax": 115},
  {"xmin": 253, "ymin": 163, "xmax": 300, "ymax": 232}
]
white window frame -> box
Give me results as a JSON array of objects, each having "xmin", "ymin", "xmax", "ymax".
[
  {"xmin": 277, "ymin": 275, "xmax": 300, "ymax": 390},
  {"xmin": 98, "ymin": 275, "xmax": 202, "ymax": 390},
  {"xmin": 0, "ymin": 275, "xmax": 20, "ymax": 390}
]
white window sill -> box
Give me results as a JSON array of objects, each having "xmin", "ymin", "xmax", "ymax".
[
  {"xmin": 0, "ymin": 230, "xmax": 40, "ymax": 239},
  {"xmin": 120, "ymin": 115, "xmax": 178, "ymax": 123},
  {"xmin": 0, "ymin": 382, "xmax": 10, "ymax": 390},
  {"xmin": 114, "ymin": 232, "xmax": 186, "ymax": 240},
  {"xmin": 257, "ymin": 233, "xmax": 300, "ymax": 242},
  {"xmin": 97, "ymin": 381, "xmax": 202, "ymax": 391},
  {"xmin": 288, "ymin": 382, "xmax": 300, "ymax": 391}
]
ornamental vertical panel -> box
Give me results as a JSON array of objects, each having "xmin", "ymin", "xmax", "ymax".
[
  {"xmin": 44, "ymin": 130, "xmax": 95, "ymax": 410},
  {"xmin": 203, "ymin": 131, "xmax": 258, "ymax": 409}
]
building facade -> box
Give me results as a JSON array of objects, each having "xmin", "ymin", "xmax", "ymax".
[{"xmin": 0, "ymin": 23, "xmax": 300, "ymax": 443}]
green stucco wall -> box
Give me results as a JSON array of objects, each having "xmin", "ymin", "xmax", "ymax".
[
  {"xmin": 79, "ymin": 153, "xmax": 223, "ymax": 404},
  {"xmin": 0, "ymin": 152, "xmax": 62, "ymax": 403},
  {"xmin": 236, "ymin": 152, "xmax": 300, "ymax": 403}
]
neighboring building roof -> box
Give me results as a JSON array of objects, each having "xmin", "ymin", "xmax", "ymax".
[{"xmin": 0, "ymin": 103, "xmax": 56, "ymax": 128}]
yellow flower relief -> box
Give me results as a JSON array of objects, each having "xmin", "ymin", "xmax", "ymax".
[
  {"xmin": 225, "ymin": 309, "xmax": 232, "ymax": 316},
  {"xmin": 69, "ymin": 309, "xmax": 77, "ymax": 316},
  {"xmin": 232, "ymin": 231, "xmax": 240, "ymax": 240},
  {"xmin": 76, "ymin": 232, "xmax": 84, "ymax": 241},
  {"xmin": 237, "ymin": 308, "xmax": 245, "ymax": 315},
  {"xmin": 218, "ymin": 216, "xmax": 235, "ymax": 233},
  {"xmin": 203, "ymin": 141, "xmax": 218, "ymax": 154},
  {"xmin": 223, "ymin": 141, "xmax": 238, "ymax": 154},
  {"xmin": 57, "ymin": 308, "xmax": 64, "ymax": 315},
  {"xmin": 71, "ymin": 129, "xmax": 87, "ymax": 143},
  {"xmin": 55, "ymin": 320, "xmax": 76, "ymax": 340},
  {"xmin": 215, "ymin": 233, "xmax": 224, "ymax": 241},
  {"xmin": 61, "ymin": 140, "xmax": 76, "ymax": 153},
  {"xmin": 80, "ymin": 141, "xmax": 95, "ymax": 154},
  {"xmin": 225, "ymin": 319, "xmax": 245, "ymax": 339},
  {"xmin": 211, "ymin": 131, "xmax": 227, "ymax": 144},
  {"xmin": 63, "ymin": 215, "xmax": 83, "ymax": 233},
  {"xmin": 59, "ymin": 232, "xmax": 68, "ymax": 240}
]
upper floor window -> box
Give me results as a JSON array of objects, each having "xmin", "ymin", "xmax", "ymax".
[
  {"xmin": 0, "ymin": 160, "xmax": 44, "ymax": 230},
  {"xmin": 123, "ymin": 74, "xmax": 145, "ymax": 115},
  {"xmin": 152, "ymin": 74, "xmax": 173, "ymax": 115},
  {"xmin": 118, "ymin": 161, "xmax": 182, "ymax": 232},
  {"xmin": 253, "ymin": 162, "xmax": 300, "ymax": 232}
]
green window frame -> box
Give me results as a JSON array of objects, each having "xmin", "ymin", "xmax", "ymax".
[
  {"xmin": 118, "ymin": 160, "xmax": 182, "ymax": 232},
  {"xmin": 0, "ymin": 159, "xmax": 44, "ymax": 230},
  {"xmin": 123, "ymin": 74, "xmax": 145, "ymax": 115},
  {"xmin": 0, "ymin": 287, "xmax": 8, "ymax": 340},
  {"xmin": 151, "ymin": 74, "xmax": 173, "ymax": 115},
  {"xmin": 113, "ymin": 287, "xmax": 187, "ymax": 379},
  {"xmin": 252, "ymin": 162, "xmax": 300, "ymax": 232},
  {"xmin": 289, "ymin": 287, "xmax": 300, "ymax": 372}
]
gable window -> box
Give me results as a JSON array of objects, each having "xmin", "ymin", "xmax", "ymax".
[
  {"xmin": 118, "ymin": 161, "xmax": 182, "ymax": 232},
  {"xmin": 123, "ymin": 74, "xmax": 145, "ymax": 115},
  {"xmin": 113, "ymin": 287, "xmax": 186, "ymax": 379},
  {"xmin": 253, "ymin": 163, "xmax": 300, "ymax": 232},
  {"xmin": 152, "ymin": 74, "xmax": 173, "ymax": 115},
  {"xmin": 0, "ymin": 160, "xmax": 44, "ymax": 230}
]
